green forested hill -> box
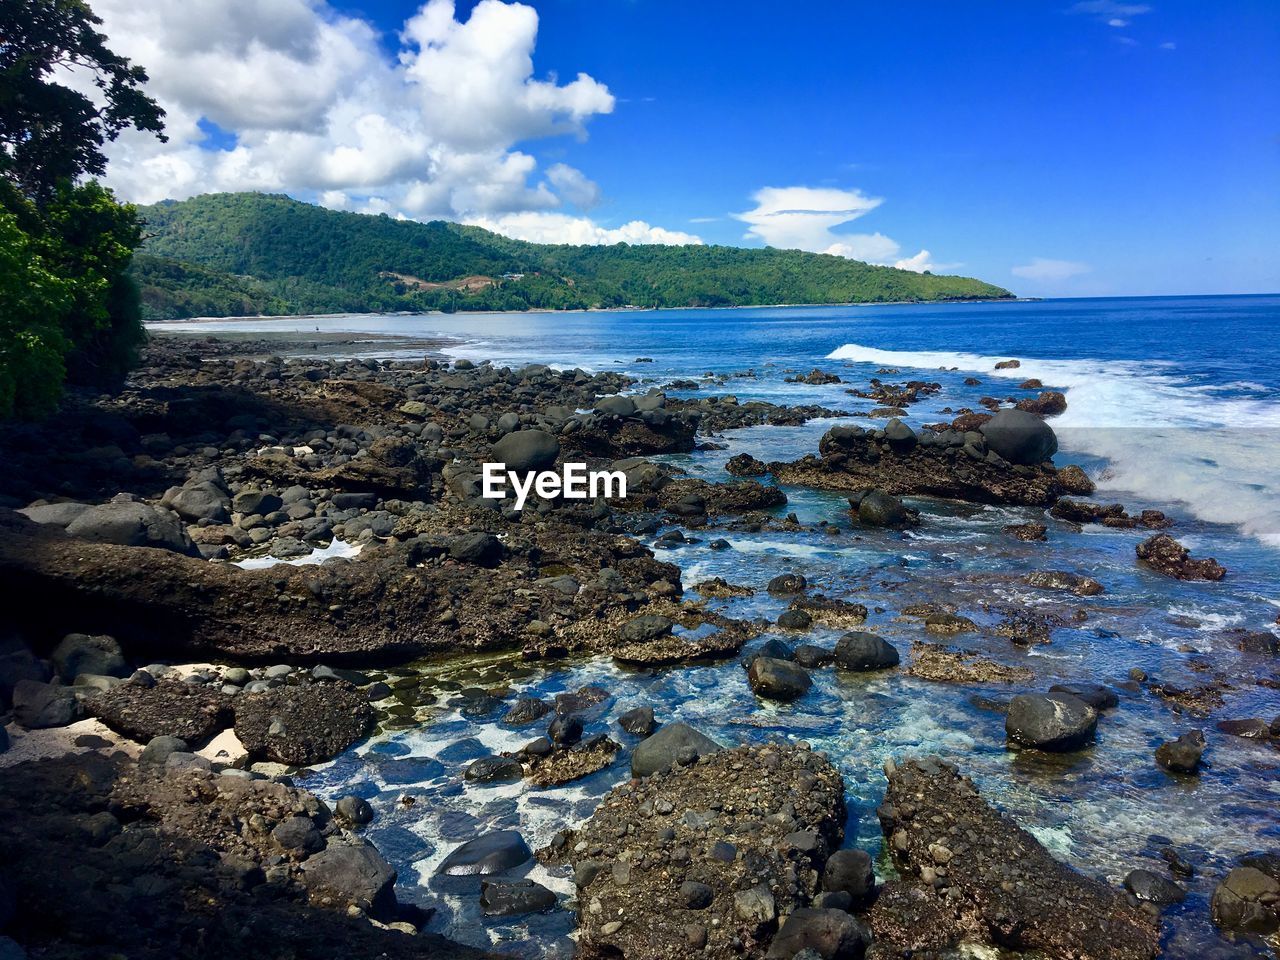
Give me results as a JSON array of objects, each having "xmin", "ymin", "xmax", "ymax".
[{"xmin": 133, "ymin": 192, "xmax": 1013, "ymax": 319}]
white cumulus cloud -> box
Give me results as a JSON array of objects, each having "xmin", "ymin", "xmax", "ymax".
[
  {"xmin": 1011, "ymin": 257, "xmax": 1091, "ymax": 281},
  {"xmin": 893, "ymin": 249, "xmax": 960, "ymax": 274},
  {"xmin": 465, "ymin": 212, "xmax": 702, "ymax": 246},
  {"xmin": 79, "ymin": 0, "xmax": 690, "ymax": 246},
  {"xmin": 733, "ymin": 185, "xmax": 955, "ymax": 269}
]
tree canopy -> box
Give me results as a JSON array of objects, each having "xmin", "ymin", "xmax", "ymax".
[
  {"xmin": 0, "ymin": 0, "xmax": 164, "ymax": 417},
  {"xmin": 135, "ymin": 192, "xmax": 1014, "ymax": 319}
]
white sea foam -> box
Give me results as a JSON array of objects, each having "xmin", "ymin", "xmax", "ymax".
[
  {"xmin": 233, "ymin": 538, "xmax": 362, "ymax": 569},
  {"xmin": 825, "ymin": 342, "xmax": 1280, "ymax": 547}
]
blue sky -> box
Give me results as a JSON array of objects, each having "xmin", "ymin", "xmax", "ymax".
[{"xmin": 97, "ymin": 0, "xmax": 1279, "ymax": 297}]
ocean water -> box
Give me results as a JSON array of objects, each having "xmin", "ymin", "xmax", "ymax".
[{"xmin": 153, "ymin": 296, "xmax": 1280, "ymax": 957}]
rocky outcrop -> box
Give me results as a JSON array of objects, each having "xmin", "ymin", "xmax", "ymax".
[
  {"xmin": 1136, "ymin": 534, "xmax": 1227, "ymax": 581},
  {"xmin": 0, "ymin": 754, "xmax": 483, "ymax": 959},
  {"xmin": 548, "ymin": 742, "xmax": 847, "ymax": 959},
  {"xmin": 872, "ymin": 757, "xmax": 1159, "ymax": 959},
  {"xmin": 234, "ymin": 681, "xmax": 374, "ymax": 765},
  {"xmin": 770, "ymin": 421, "xmax": 1067, "ymax": 506}
]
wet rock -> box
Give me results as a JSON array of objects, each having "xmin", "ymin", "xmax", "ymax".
[
  {"xmin": 776, "ymin": 422, "xmax": 1061, "ymax": 506},
  {"xmin": 556, "ymin": 742, "xmax": 845, "ymax": 959},
  {"xmin": 548, "ymin": 713, "xmax": 584, "ymax": 746},
  {"xmin": 1057, "ymin": 464, "xmax": 1097, "ymax": 495},
  {"xmin": 875, "ymin": 756, "xmax": 1158, "ymax": 958},
  {"xmin": 851, "ymin": 489, "xmax": 917, "ymax": 528},
  {"xmin": 503, "ymin": 696, "xmax": 553, "ymax": 726},
  {"xmin": 51, "ymin": 633, "xmax": 127, "ymax": 682},
  {"xmin": 823, "ymin": 848, "xmax": 875, "ymax": 907},
  {"xmin": 833, "ymin": 632, "xmax": 899, "ymax": 671},
  {"xmin": 90, "ymin": 679, "xmax": 232, "ymax": 742},
  {"xmin": 725, "ymin": 453, "xmax": 768, "ymax": 477},
  {"xmin": 794, "ymin": 644, "xmax": 835, "ymax": 668},
  {"xmin": 234, "ymin": 681, "xmax": 374, "ymax": 765},
  {"xmin": 766, "ymin": 908, "xmax": 869, "ymax": 959},
  {"xmin": 767, "ymin": 573, "xmax": 808, "ymax": 596},
  {"xmin": 480, "ymin": 879, "xmax": 557, "ymax": 917},
  {"xmin": 1016, "ymin": 390, "xmax": 1068, "ymax": 417},
  {"xmin": 777, "ymin": 609, "xmax": 813, "ymax": 631},
  {"xmin": 1124, "ymin": 869, "xmax": 1186, "ymax": 906},
  {"xmin": 789, "ymin": 595, "xmax": 867, "ymax": 628},
  {"xmin": 464, "ymin": 756, "xmax": 525, "ymax": 783},
  {"xmin": 1211, "ymin": 866, "xmax": 1280, "ymax": 935},
  {"xmin": 1155, "ymin": 730, "xmax": 1205, "ymax": 774},
  {"xmin": 621, "ymin": 614, "xmax": 675, "ymax": 643},
  {"xmin": 1048, "ymin": 682, "xmax": 1119, "ymax": 710},
  {"xmin": 336, "ymin": 795, "xmax": 374, "ymax": 825},
  {"xmin": 631, "ymin": 722, "xmax": 723, "ymax": 777},
  {"xmin": 979, "ymin": 408, "xmax": 1059, "ymax": 465},
  {"xmin": 906, "ymin": 642, "xmax": 1033, "ymax": 684},
  {"xmin": 1025, "ymin": 570, "xmax": 1104, "ymax": 596},
  {"xmin": 923, "ymin": 612, "xmax": 977, "ymax": 634},
  {"xmin": 302, "ymin": 842, "xmax": 398, "ymax": 921},
  {"xmin": 1216, "ymin": 718, "xmax": 1271, "ymax": 739},
  {"xmin": 618, "ymin": 706, "xmax": 656, "ymax": 736},
  {"xmin": 1005, "ymin": 692, "xmax": 1098, "ymax": 751},
  {"xmin": 1136, "ymin": 534, "xmax": 1226, "ymax": 581},
  {"xmin": 1005, "ymin": 521, "xmax": 1048, "ymax": 541},
  {"xmin": 526, "ymin": 735, "xmax": 620, "ymax": 788},
  {"xmin": 747, "ymin": 657, "xmax": 812, "ymax": 702},
  {"xmin": 438, "ymin": 830, "xmax": 532, "ymax": 876}
]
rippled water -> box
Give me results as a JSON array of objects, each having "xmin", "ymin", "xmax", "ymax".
[{"xmin": 154, "ymin": 296, "xmax": 1280, "ymax": 957}]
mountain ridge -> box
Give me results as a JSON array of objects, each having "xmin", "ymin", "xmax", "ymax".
[{"xmin": 132, "ymin": 192, "xmax": 1014, "ymax": 319}]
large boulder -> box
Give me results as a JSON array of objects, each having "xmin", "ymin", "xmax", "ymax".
[
  {"xmin": 234, "ymin": 681, "xmax": 374, "ymax": 765},
  {"xmin": 979, "ymin": 409, "xmax": 1058, "ymax": 465},
  {"xmin": 65, "ymin": 500, "xmax": 199, "ymax": 556},
  {"xmin": 563, "ymin": 743, "xmax": 846, "ymax": 959},
  {"xmin": 1154, "ymin": 730, "xmax": 1205, "ymax": 774},
  {"xmin": 823, "ymin": 849, "xmax": 876, "ymax": 907},
  {"xmin": 489, "ymin": 429, "xmax": 560, "ymax": 472},
  {"xmin": 747, "ymin": 657, "xmax": 812, "ymax": 702},
  {"xmin": 833, "ymin": 632, "xmax": 900, "ymax": 671},
  {"xmin": 1005, "ymin": 692, "xmax": 1098, "ymax": 751},
  {"xmin": 11, "ymin": 679, "xmax": 80, "ymax": 729},
  {"xmin": 480, "ymin": 879, "xmax": 557, "ymax": 917},
  {"xmin": 631, "ymin": 722, "xmax": 723, "ymax": 777},
  {"xmin": 301, "ymin": 842, "xmax": 398, "ymax": 921},
  {"xmin": 51, "ymin": 633, "xmax": 127, "ymax": 682},
  {"xmin": 1211, "ymin": 865, "xmax": 1280, "ymax": 935},
  {"xmin": 1136, "ymin": 534, "xmax": 1226, "ymax": 581},
  {"xmin": 163, "ymin": 481, "xmax": 230, "ymax": 523},
  {"xmin": 874, "ymin": 757, "xmax": 1158, "ymax": 958},
  {"xmin": 853, "ymin": 490, "xmax": 915, "ymax": 528},
  {"xmin": 90, "ymin": 680, "xmax": 232, "ymax": 743},
  {"xmin": 438, "ymin": 830, "xmax": 532, "ymax": 876},
  {"xmin": 766, "ymin": 908, "xmax": 870, "ymax": 959}
]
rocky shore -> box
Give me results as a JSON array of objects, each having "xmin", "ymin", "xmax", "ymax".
[{"xmin": 0, "ymin": 333, "xmax": 1276, "ymax": 959}]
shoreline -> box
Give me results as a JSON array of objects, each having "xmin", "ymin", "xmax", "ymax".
[
  {"xmin": 144, "ymin": 294, "xmax": 1036, "ymax": 326},
  {"xmin": 2, "ymin": 329, "xmax": 1277, "ymax": 959}
]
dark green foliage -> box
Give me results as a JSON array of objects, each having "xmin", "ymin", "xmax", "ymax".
[
  {"xmin": 136, "ymin": 193, "xmax": 1013, "ymax": 319},
  {"xmin": 0, "ymin": 0, "xmax": 165, "ymax": 417}
]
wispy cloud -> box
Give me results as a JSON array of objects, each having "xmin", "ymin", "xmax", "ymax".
[
  {"xmin": 1011, "ymin": 258, "xmax": 1091, "ymax": 282},
  {"xmin": 1068, "ymin": 1, "xmax": 1153, "ymax": 25}
]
